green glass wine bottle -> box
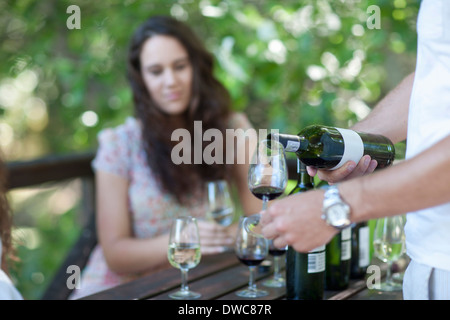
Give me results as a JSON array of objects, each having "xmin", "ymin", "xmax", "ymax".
[
  {"xmin": 350, "ymin": 221, "xmax": 371, "ymax": 279},
  {"xmin": 268, "ymin": 125, "xmax": 395, "ymax": 170},
  {"xmin": 325, "ymin": 226, "xmax": 352, "ymax": 290},
  {"xmin": 286, "ymin": 159, "xmax": 325, "ymax": 300}
]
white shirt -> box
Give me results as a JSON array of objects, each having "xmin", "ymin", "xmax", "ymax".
[
  {"xmin": 405, "ymin": 0, "xmax": 450, "ymax": 272},
  {"xmin": 0, "ymin": 239, "xmax": 22, "ymax": 300}
]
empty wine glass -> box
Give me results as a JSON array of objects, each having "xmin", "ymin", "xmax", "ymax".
[
  {"xmin": 206, "ymin": 180, "xmax": 234, "ymax": 227},
  {"xmin": 263, "ymin": 240, "xmax": 287, "ymax": 288},
  {"xmin": 373, "ymin": 215, "xmax": 406, "ymax": 291},
  {"xmin": 244, "ymin": 139, "xmax": 288, "ymax": 237},
  {"xmin": 167, "ymin": 216, "xmax": 202, "ymax": 299},
  {"xmin": 235, "ymin": 217, "xmax": 269, "ymax": 298}
]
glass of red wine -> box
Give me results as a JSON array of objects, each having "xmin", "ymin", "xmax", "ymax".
[
  {"xmin": 244, "ymin": 139, "xmax": 288, "ymax": 237},
  {"xmin": 263, "ymin": 240, "xmax": 287, "ymax": 287},
  {"xmin": 235, "ymin": 217, "xmax": 269, "ymax": 298}
]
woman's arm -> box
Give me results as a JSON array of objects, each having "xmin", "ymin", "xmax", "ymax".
[
  {"xmin": 96, "ymin": 171, "xmax": 169, "ymax": 274},
  {"xmin": 97, "ymin": 170, "xmax": 237, "ymax": 274}
]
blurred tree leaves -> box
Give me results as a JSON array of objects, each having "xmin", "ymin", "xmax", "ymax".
[
  {"xmin": 1, "ymin": 0, "xmax": 418, "ymax": 299},
  {"xmin": 1, "ymin": 0, "xmax": 418, "ymax": 161}
]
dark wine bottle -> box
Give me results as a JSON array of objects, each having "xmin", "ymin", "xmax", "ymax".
[
  {"xmin": 325, "ymin": 226, "xmax": 352, "ymax": 290},
  {"xmin": 268, "ymin": 125, "xmax": 395, "ymax": 170},
  {"xmin": 286, "ymin": 160, "xmax": 325, "ymax": 300},
  {"xmin": 350, "ymin": 221, "xmax": 370, "ymax": 279}
]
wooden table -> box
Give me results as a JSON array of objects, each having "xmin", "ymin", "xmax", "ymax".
[{"xmin": 80, "ymin": 252, "xmax": 403, "ymax": 301}]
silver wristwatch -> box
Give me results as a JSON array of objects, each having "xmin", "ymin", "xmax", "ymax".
[{"xmin": 321, "ymin": 185, "xmax": 352, "ymax": 230}]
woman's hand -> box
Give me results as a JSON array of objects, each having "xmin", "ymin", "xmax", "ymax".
[{"xmin": 196, "ymin": 220, "xmax": 235, "ymax": 254}]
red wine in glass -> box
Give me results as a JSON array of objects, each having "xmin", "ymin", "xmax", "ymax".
[
  {"xmin": 250, "ymin": 186, "xmax": 285, "ymax": 201},
  {"xmin": 245, "ymin": 140, "xmax": 288, "ymax": 237},
  {"xmin": 269, "ymin": 246, "xmax": 287, "ymax": 256},
  {"xmin": 237, "ymin": 254, "xmax": 266, "ymax": 267},
  {"xmin": 235, "ymin": 218, "xmax": 269, "ymax": 298}
]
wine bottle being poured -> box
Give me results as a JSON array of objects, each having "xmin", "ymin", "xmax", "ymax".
[{"xmin": 268, "ymin": 125, "xmax": 395, "ymax": 170}]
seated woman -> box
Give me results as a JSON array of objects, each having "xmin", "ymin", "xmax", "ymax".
[{"xmin": 69, "ymin": 15, "xmax": 261, "ymax": 299}]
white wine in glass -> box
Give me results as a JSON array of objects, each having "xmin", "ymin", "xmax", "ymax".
[
  {"xmin": 373, "ymin": 215, "xmax": 406, "ymax": 291},
  {"xmin": 206, "ymin": 180, "xmax": 234, "ymax": 227},
  {"xmin": 167, "ymin": 216, "xmax": 202, "ymax": 299}
]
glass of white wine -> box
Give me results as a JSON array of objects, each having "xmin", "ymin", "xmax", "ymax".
[
  {"xmin": 373, "ymin": 215, "xmax": 406, "ymax": 291},
  {"xmin": 167, "ymin": 216, "xmax": 202, "ymax": 299},
  {"xmin": 206, "ymin": 180, "xmax": 234, "ymax": 227}
]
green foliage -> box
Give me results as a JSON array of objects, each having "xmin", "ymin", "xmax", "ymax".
[
  {"xmin": 1, "ymin": 0, "xmax": 419, "ymax": 299},
  {"xmin": 1, "ymin": 0, "xmax": 418, "ymax": 160},
  {"xmin": 8, "ymin": 184, "xmax": 82, "ymax": 300}
]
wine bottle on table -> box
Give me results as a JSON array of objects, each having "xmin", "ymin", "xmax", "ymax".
[
  {"xmin": 268, "ymin": 125, "xmax": 395, "ymax": 170},
  {"xmin": 285, "ymin": 159, "xmax": 325, "ymax": 300},
  {"xmin": 350, "ymin": 221, "xmax": 370, "ymax": 279},
  {"xmin": 325, "ymin": 226, "xmax": 352, "ymax": 290}
]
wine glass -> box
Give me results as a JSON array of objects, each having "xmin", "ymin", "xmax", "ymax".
[
  {"xmin": 263, "ymin": 240, "xmax": 287, "ymax": 288},
  {"xmin": 205, "ymin": 180, "xmax": 234, "ymax": 227},
  {"xmin": 235, "ymin": 217, "xmax": 269, "ymax": 298},
  {"xmin": 167, "ymin": 216, "xmax": 202, "ymax": 299},
  {"xmin": 373, "ymin": 215, "xmax": 406, "ymax": 291},
  {"xmin": 244, "ymin": 139, "xmax": 288, "ymax": 237}
]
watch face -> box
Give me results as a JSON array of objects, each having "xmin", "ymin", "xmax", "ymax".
[{"xmin": 327, "ymin": 203, "xmax": 350, "ymax": 227}]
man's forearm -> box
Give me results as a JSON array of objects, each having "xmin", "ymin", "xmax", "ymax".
[
  {"xmin": 351, "ymin": 72, "xmax": 415, "ymax": 144},
  {"xmin": 342, "ymin": 133, "xmax": 450, "ymax": 222}
]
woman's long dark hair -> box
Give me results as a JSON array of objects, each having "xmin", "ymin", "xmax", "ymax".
[
  {"xmin": 0, "ymin": 158, "xmax": 14, "ymax": 274},
  {"xmin": 127, "ymin": 16, "xmax": 231, "ymax": 204}
]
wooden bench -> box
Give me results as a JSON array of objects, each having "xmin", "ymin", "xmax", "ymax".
[{"xmin": 6, "ymin": 152, "xmax": 97, "ymax": 300}]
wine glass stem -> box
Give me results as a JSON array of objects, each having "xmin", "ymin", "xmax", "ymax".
[
  {"xmin": 273, "ymin": 256, "xmax": 281, "ymax": 280},
  {"xmin": 385, "ymin": 262, "xmax": 393, "ymax": 285},
  {"xmin": 248, "ymin": 266, "xmax": 256, "ymax": 290},
  {"xmin": 262, "ymin": 197, "xmax": 269, "ymax": 211},
  {"xmin": 181, "ymin": 268, "xmax": 189, "ymax": 292}
]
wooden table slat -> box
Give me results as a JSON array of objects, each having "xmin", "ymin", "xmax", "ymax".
[
  {"xmin": 81, "ymin": 252, "xmax": 403, "ymax": 301},
  {"xmin": 82, "ymin": 252, "xmax": 240, "ymax": 300},
  {"xmin": 151, "ymin": 264, "xmax": 262, "ymax": 300}
]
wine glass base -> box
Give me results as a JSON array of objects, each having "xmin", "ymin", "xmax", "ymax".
[
  {"xmin": 377, "ymin": 281, "xmax": 403, "ymax": 292},
  {"xmin": 263, "ymin": 278, "xmax": 285, "ymax": 288},
  {"xmin": 393, "ymin": 272, "xmax": 404, "ymax": 283},
  {"xmin": 236, "ymin": 288, "xmax": 268, "ymax": 298},
  {"xmin": 169, "ymin": 290, "xmax": 202, "ymax": 300}
]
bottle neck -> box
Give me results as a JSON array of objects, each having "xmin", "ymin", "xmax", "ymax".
[{"xmin": 296, "ymin": 159, "xmax": 314, "ymax": 189}]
